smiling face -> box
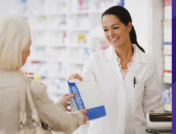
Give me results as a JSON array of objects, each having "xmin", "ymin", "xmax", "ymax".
[{"xmin": 102, "ymin": 14, "xmax": 132, "ymax": 48}]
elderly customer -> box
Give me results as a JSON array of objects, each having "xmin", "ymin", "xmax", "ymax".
[{"xmin": 0, "ymin": 15, "xmax": 89, "ymax": 134}]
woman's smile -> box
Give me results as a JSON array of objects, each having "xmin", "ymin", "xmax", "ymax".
[{"xmin": 111, "ymin": 37, "xmax": 120, "ymax": 43}]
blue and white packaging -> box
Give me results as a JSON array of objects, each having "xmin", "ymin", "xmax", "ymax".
[{"xmin": 68, "ymin": 76, "xmax": 106, "ymax": 121}]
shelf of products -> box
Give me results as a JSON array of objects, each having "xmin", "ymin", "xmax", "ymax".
[
  {"xmin": 163, "ymin": 76, "xmax": 172, "ymax": 84},
  {"xmin": 18, "ymin": 0, "xmax": 124, "ymax": 101},
  {"xmin": 163, "ymin": 86, "xmax": 172, "ymax": 112},
  {"xmin": 162, "ymin": 0, "xmax": 172, "ymax": 114},
  {"xmin": 163, "ymin": 0, "xmax": 172, "ymax": 84},
  {"xmin": 164, "ymin": 104, "xmax": 172, "ymax": 112}
]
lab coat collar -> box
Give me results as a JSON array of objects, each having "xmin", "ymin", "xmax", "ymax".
[
  {"xmin": 103, "ymin": 45, "xmax": 148, "ymax": 63},
  {"xmin": 103, "ymin": 45, "xmax": 148, "ymax": 82}
]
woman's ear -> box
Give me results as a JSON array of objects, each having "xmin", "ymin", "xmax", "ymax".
[{"xmin": 127, "ymin": 22, "xmax": 132, "ymax": 32}]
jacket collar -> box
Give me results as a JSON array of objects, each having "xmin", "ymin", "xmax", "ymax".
[{"xmin": 103, "ymin": 45, "xmax": 148, "ymax": 82}]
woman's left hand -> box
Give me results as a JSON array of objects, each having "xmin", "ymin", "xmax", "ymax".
[{"xmin": 59, "ymin": 93, "xmax": 77, "ymax": 112}]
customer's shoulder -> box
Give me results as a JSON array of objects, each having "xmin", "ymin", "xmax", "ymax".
[
  {"xmin": 0, "ymin": 70, "xmax": 27, "ymax": 87},
  {"xmin": 30, "ymin": 80, "xmax": 47, "ymax": 95}
]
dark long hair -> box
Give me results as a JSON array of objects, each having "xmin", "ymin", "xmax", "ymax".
[{"xmin": 102, "ymin": 6, "xmax": 145, "ymax": 53}]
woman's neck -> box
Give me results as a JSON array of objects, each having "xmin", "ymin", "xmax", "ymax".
[{"xmin": 114, "ymin": 42, "xmax": 134, "ymax": 60}]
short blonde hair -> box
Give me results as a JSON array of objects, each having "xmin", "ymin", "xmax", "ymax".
[{"xmin": 0, "ymin": 15, "xmax": 31, "ymax": 70}]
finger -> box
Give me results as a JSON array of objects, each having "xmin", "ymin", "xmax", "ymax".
[
  {"xmin": 68, "ymin": 73, "xmax": 78, "ymax": 79},
  {"xmin": 80, "ymin": 109, "xmax": 89, "ymax": 114},
  {"xmin": 68, "ymin": 75, "xmax": 77, "ymax": 80},
  {"xmin": 85, "ymin": 115, "xmax": 89, "ymax": 121},
  {"xmin": 63, "ymin": 94, "xmax": 69, "ymax": 97},
  {"xmin": 83, "ymin": 118, "xmax": 87, "ymax": 124},
  {"xmin": 75, "ymin": 74, "xmax": 83, "ymax": 81},
  {"xmin": 67, "ymin": 93, "xmax": 77, "ymax": 99},
  {"xmin": 68, "ymin": 74, "xmax": 83, "ymax": 81},
  {"xmin": 68, "ymin": 75, "xmax": 76, "ymax": 80}
]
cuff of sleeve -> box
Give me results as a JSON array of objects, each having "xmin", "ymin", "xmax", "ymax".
[
  {"xmin": 74, "ymin": 111, "xmax": 84, "ymax": 127},
  {"xmin": 56, "ymin": 102, "xmax": 66, "ymax": 112}
]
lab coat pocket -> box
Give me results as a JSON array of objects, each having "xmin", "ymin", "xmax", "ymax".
[{"xmin": 131, "ymin": 84, "xmax": 145, "ymax": 105}]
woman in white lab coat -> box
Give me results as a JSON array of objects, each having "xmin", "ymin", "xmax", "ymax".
[{"xmin": 69, "ymin": 6, "xmax": 164, "ymax": 134}]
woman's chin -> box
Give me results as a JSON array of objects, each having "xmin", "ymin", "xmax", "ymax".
[{"xmin": 111, "ymin": 43, "xmax": 122, "ymax": 48}]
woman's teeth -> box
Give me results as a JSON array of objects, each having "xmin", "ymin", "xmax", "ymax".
[{"xmin": 112, "ymin": 37, "xmax": 119, "ymax": 41}]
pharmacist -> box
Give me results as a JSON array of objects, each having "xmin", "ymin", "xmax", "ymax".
[{"xmin": 69, "ymin": 6, "xmax": 164, "ymax": 134}]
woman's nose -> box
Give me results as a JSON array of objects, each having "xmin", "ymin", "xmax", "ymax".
[{"xmin": 108, "ymin": 29, "xmax": 115, "ymax": 37}]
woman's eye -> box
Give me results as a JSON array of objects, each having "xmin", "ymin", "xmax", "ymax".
[
  {"xmin": 113, "ymin": 27, "xmax": 119, "ymax": 29},
  {"xmin": 103, "ymin": 29, "xmax": 108, "ymax": 32}
]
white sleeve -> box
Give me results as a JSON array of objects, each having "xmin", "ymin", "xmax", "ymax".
[
  {"xmin": 82, "ymin": 54, "xmax": 95, "ymax": 78},
  {"xmin": 74, "ymin": 54, "xmax": 96, "ymax": 134},
  {"xmin": 142, "ymin": 59, "xmax": 164, "ymax": 114}
]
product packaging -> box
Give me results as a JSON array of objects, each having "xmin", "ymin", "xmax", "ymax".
[{"xmin": 68, "ymin": 76, "xmax": 106, "ymax": 121}]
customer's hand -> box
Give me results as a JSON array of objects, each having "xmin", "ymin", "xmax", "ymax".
[
  {"xmin": 59, "ymin": 93, "xmax": 77, "ymax": 112},
  {"xmin": 68, "ymin": 73, "xmax": 83, "ymax": 81},
  {"xmin": 79, "ymin": 109, "xmax": 89, "ymax": 125}
]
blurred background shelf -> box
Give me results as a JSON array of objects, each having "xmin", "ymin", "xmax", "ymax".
[
  {"xmin": 163, "ymin": 76, "xmax": 172, "ymax": 84},
  {"xmin": 164, "ymin": 104, "xmax": 172, "ymax": 112},
  {"xmin": 163, "ymin": 48, "xmax": 172, "ymax": 55}
]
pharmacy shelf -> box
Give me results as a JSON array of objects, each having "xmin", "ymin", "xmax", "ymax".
[
  {"xmin": 28, "ymin": 59, "xmax": 67, "ymax": 63},
  {"xmin": 70, "ymin": 28, "xmax": 90, "ymax": 31},
  {"xmin": 91, "ymin": 35, "xmax": 105, "ymax": 38},
  {"xmin": 32, "ymin": 12, "xmax": 68, "ymax": 16},
  {"xmin": 70, "ymin": 10, "xmax": 89, "ymax": 15},
  {"xmin": 48, "ymin": 11, "xmax": 68, "ymax": 15},
  {"xmin": 32, "ymin": 13, "xmax": 47, "ymax": 16},
  {"xmin": 47, "ymin": 75, "xmax": 67, "ymax": 79},
  {"xmin": 163, "ymin": 76, "xmax": 172, "ymax": 84},
  {"xmin": 21, "ymin": 0, "xmax": 120, "ymax": 98},
  {"xmin": 35, "ymin": 74, "xmax": 48, "ymax": 77},
  {"xmin": 32, "ymin": 44, "xmax": 48, "ymax": 47},
  {"xmin": 89, "ymin": 10, "xmax": 105, "ymax": 14},
  {"xmin": 32, "ymin": 28, "xmax": 48, "ymax": 32},
  {"xmin": 163, "ymin": 48, "xmax": 172, "ymax": 55},
  {"xmin": 28, "ymin": 58, "xmax": 46, "ymax": 62},
  {"xmin": 70, "ymin": 45, "xmax": 90, "ymax": 48},
  {"xmin": 32, "ymin": 44, "xmax": 67, "ymax": 47},
  {"xmin": 164, "ymin": 104, "xmax": 172, "ymax": 112},
  {"xmin": 70, "ymin": 60, "xmax": 85, "ymax": 64},
  {"xmin": 47, "ymin": 59, "xmax": 67, "ymax": 63},
  {"xmin": 49, "ymin": 45, "xmax": 67, "ymax": 47},
  {"xmin": 49, "ymin": 28, "xmax": 67, "ymax": 31},
  {"xmin": 69, "ymin": 10, "xmax": 105, "ymax": 15},
  {"xmin": 31, "ymin": 28, "xmax": 67, "ymax": 32}
]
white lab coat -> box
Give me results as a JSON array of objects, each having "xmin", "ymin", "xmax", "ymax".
[{"xmin": 74, "ymin": 45, "xmax": 163, "ymax": 134}]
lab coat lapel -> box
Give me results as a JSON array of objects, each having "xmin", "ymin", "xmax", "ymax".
[
  {"xmin": 124, "ymin": 46, "xmax": 148, "ymax": 82},
  {"xmin": 109, "ymin": 58, "xmax": 123, "ymax": 82},
  {"xmin": 103, "ymin": 46, "xmax": 123, "ymax": 82},
  {"xmin": 124, "ymin": 52, "xmax": 140, "ymax": 83}
]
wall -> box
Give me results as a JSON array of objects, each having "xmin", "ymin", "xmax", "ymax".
[{"xmin": 125, "ymin": 0, "xmax": 165, "ymax": 87}]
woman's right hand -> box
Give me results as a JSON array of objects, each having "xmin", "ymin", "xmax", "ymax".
[
  {"xmin": 68, "ymin": 73, "xmax": 83, "ymax": 81},
  {"xmin": 79, "ymin": 109, "xmax": 89, "ymax": 125}
]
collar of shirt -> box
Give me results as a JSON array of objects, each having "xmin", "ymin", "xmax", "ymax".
[{"xmin": 112, "ymin": 44, "xmax": 136, "ymax": 71}]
